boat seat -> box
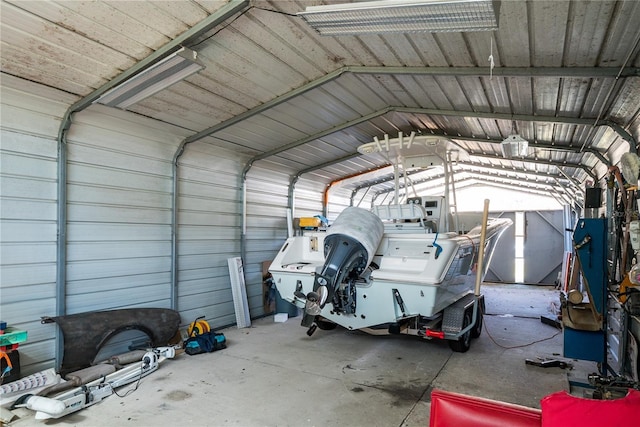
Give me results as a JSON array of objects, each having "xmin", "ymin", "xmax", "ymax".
[
  {"xmin": 373, "ymin": 204, "xmax": 426, "ymax": 222},
  {"xmin": 430, "ymin": 389, "xmax": 541, "ymax": 427}
]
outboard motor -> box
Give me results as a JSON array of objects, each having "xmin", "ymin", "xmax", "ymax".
[{"xmin": 301, "ymin": 207, "xmax": 383, "ymax": 330}]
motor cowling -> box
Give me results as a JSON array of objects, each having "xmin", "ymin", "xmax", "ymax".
[{"xmin": 302, "ymin": 207, "xmax": 383, "ymax": 324}]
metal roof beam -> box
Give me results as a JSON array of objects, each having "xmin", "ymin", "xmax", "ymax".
[
  {"xmin": 448, "ymin": 134, "xmax": 606, "ymax": 152},
  {"xmin": 287, "ymin": 153, "xmax": 363, "ymax": 215},
  {"xmin": 293, "ymin": 153, "xmax": 583, "ymax": 207},
  {"xmin": 349, "ymin": 164, "xmax": 570, "ymax": 194},
  {"xmin": 459, "ymin": 170, "xmax": 577, "ymax": 194},
  {"xmin": 408, "ymin": 176, "xmax": 582, "ymax": 208},
  {"xmin": 556, "ymin": 167, "xmax": 586, "ymax": 193},
  {"xmin": 460, "ymin": 174, "xmax": 576, "ymax": 194},
  {"xmin": 553, "ymin": 178, "xmax": 584, "ymax": 206},
  {"xmin": 454, "ymin": 178, "xmax": 568, "ymax": 196},
  {"xmin": 242, "ymin": 107, "xmax": 394, "ymax": 179},
  {"xmin": 242, "ymin": 106, "xmax": 624, "ymax": 181},
  {"xmin": 395, "ymin": 107, "xmax": 636, "ymax": 151},
  {"xmin": 465, "ymin": 151, "xmax": 597, "ymax": 181},
  {"xmin": 65, "ymin": 0, "xmax": 250, "ymax": 116},
  {"xmin": 351, "ymin": 168, "xmax": 426, "ymax": 191},
  {"xmin": 459, "ymin": 160, "xmax": 585, "ymax": 194},
  {"xmin": 346, "ymin": 66, "xmax": 640, "ymax": 78},
  {"xmin": 458, "ymin": 161, "xmax": 575, "ymax": 182},
  {"xmin": 375, "ymin": 172, "xmax": 572, "ymax": 196},
  {"xmin": 188, "ymin": 66, "xmax": 638, "ymax": 149},
  {"xmin": 444, "ymin": 134, "xmax": 609, "ymax": 164},
  {"xmin": 286, "ymin": 146, "xmax": 591, "ymax": 212},
  {"xmin": 376, "ymin": 176, "xmax": 566, "ymax": 202}
]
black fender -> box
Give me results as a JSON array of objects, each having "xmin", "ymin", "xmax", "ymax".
[{"xmin": 42, "ymin": 308, "xmax": 181, "ymax": 375}]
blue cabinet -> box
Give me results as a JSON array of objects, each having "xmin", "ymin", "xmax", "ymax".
[{"xmin": 563, "ymin": 218, "xmax": 607, "ymax": 364}]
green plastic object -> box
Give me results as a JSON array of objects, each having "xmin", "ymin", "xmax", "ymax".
[{"xmin": 0, "ymin": 329, "xmax": 28, "ymax": 346}]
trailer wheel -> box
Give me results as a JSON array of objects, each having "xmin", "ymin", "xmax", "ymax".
[
  {"xmin": 315, "ymin": 317, "xmax": 337, "ymax": 330},
  {"xmin": 449, "ymin": 311, "xmax": 472, "ymax": 353},
  {"xmin": 471, "ymin": 304, "xmax": 483, "ymax": 339}
]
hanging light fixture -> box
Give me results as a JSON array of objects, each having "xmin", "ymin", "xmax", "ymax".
[
  {"xmin": 500, "ymin": 120, "xmax": 528, "ymax": 158},
  {"xmin": 299, "ymin": 0, "xmax": 500, "ymax": 36},
  {"xmin": 96, "ymin": 47, "xmax": 205, "ymax": 110},
  {"xmin": 500, "ymin": 134, "xmax": 529, "ymax": 158}
]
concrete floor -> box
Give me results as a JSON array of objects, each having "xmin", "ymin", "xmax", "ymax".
[{"xmin": 7, "ymin": 283, "xmax": 595, "ymax": 426}]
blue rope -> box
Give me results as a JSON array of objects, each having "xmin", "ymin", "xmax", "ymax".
[{"xmin": 433, "ymin": 232, "xmax": 443, "ymax": 259}]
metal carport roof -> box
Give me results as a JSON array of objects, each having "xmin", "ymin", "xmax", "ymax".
[{"xmin": 2, "ymin": 0, "xmax": 639, "ymax": 196}]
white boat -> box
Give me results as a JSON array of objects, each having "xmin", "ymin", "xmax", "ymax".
[{"xmin": 269, "ymin": 133, "xmax": 512, "ymax": 351}]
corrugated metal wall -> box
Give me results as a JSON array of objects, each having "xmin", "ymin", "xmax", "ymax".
[
  {"xmin": 294, "ymin": 179, "xmax": 326, "ymax": 219},
  {"xmin": 1, "ymin": 77, "xmax": 284, "ymax": 374},
  {"xmin": 240, "ymin": 168, "xmax": 355, "ymax": 318},
  {"xmin": 0, "ymin": 73, "xmax": 568, "ymax": 376},
  {"xmin": 0, "ymin": 76, "xmax": 71, "ymax": 372},
  {"xmin": 176, "ymin": 141, "xmax": 246, "ymax": 326},
  {"xmin": 65, "ymin": 106, "xmax": 179, "ymax": 313},
  {"xmin": 243, "ymin": 165, "xmax": 290, "ymax": 312}
]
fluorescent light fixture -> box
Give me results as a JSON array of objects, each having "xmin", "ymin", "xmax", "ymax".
[
  {"xmin": 501, "ymin": 134, "xmax": 528, "ymax": 158},
  {"xmin": 299, "ymin": 0, "xmax": 500, "ymax": 36},
  {"xmin": 96, "ymin": 47, "xmax": 204, "ymax": 109}
]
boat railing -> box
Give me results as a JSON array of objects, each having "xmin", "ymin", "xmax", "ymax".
[
  {"xmin": 372, "ymin": 204, "xmax": 439, "ymax": 232},
  {"xmin": 373, "ymin": 204, "xmax": 426, "ymax": 222}
]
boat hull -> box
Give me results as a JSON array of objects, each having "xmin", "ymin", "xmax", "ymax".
[{"xmin": 269, "ymin": 218, "xmax": 511, "ymax": 331}]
